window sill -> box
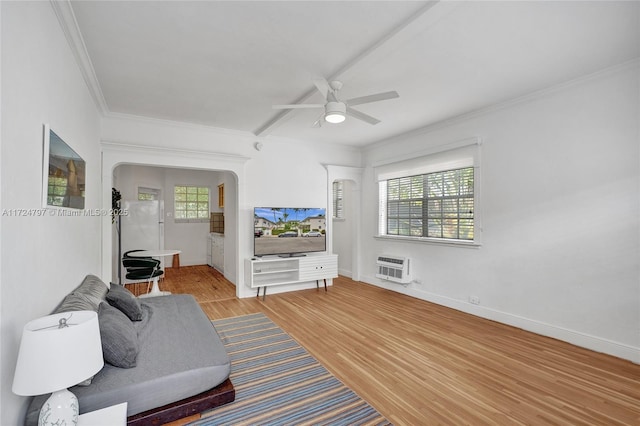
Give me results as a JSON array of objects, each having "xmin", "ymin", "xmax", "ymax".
[
  {"xmin": 175, "ymin": 218, "xmax": 209, "ymax": 224},
  {"xmin": 374, "ymin": 234, "xmax": 481, "ymax": 248}
]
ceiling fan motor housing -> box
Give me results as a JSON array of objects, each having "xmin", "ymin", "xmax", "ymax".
[{"xmin": 325, "ymin": 101, "xmax": 347, "ymax": 123}]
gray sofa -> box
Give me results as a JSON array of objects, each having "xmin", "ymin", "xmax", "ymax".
[{"xmin": 26, "ymin": 275, "xmax": 233, "ymax": 425}]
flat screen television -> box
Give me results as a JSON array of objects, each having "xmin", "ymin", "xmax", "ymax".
[{"xmin": 254, "ymin": 207, "xmax": 327, "ymax": 257}]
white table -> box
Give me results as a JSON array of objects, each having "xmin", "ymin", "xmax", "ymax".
[
  {"xmin": 79, "ymin": 402, "xmax": 127, "ymax": 425},
  {"xmin": 128, "ymin": 249, "xmax": 181, "ymax": 258},
  {"xmin": 128, "ymin": 249, "xmax": 181, "ymax": 297}
]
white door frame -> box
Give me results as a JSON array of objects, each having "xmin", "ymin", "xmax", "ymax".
[{"xmin": 101, "ymin": 142, "xmax": 249, "ymax": 297}]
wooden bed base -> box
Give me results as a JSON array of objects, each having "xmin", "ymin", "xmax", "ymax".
[{"xmin": 126, "ymin": 378, "xmax": 235, "ymax": 426}]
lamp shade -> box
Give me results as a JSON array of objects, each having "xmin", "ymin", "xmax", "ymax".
[{"xmin": 13, "ymin": 311, "xmax": 103, "ymax": 396}]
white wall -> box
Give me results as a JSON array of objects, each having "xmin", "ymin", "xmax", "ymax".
[
  {"xmin": 221, "ymin": 171, "xmax": 238, "ymax": 278},
  {"xmin": 0, "ymin": 2, "xmax": 102, "ymax": 424},
  {"xmin": 0, "ymin": 2, "xmax": 4, "ymax": 420},
  {"xmin": 360, "ymin": 62, "xmax": 640, "ymax": 362}
]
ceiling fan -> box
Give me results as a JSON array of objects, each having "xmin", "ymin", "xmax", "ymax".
[{"xmin": 272, "ymin": 79, "xmax": 399, "ymax": 126}]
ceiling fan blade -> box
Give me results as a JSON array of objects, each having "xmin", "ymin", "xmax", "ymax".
[
  {"xmin": 346, "ymin": 107, "xmax": 381, "ymax": 125},
  {"xmin": 313, "ymin": 79, "xmax": 330, "ymax": 101},
  {"xmin": 346, "ymin": 91, "xmax": 399, "ymax": 107},
  {"xmin": 272, "ymin": 104, "xmax": 325, "ymax": 110},
  {"xmin": 311, "ymin": 112, "xmax": 324, "ymax": 128}
]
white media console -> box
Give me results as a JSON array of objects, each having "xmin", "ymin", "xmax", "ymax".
[{"xmin": 245, "ymin": 254, "xmax": 338, "ymax": 299}]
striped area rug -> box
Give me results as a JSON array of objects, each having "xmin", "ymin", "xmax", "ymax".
[{"xmin": 190, "ymin": 312, "xmax": 391, "ymax": 426}]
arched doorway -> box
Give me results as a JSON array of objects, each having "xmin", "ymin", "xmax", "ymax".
[
  {"xmin": 325, "ymin": 165, "xmax": 363, "ymax": 281},
  {"xmin": 101, "ymin": 142, "xmax": 249, "ymax": 298}
]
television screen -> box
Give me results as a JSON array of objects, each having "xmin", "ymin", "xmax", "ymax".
[{"xmin": 254, "ymin": 207, "xmax": 327, "ymax": 257}]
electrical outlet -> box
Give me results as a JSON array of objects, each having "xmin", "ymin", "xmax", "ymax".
[
  {"xmin": 469, "ymin": 295, "xmax": 480, "ymax": 305},
  {"xmin": 413, "ymin": 278, "xmax": 422, "ymax": 285}
]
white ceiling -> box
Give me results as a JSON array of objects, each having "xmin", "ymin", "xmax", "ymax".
[{"xmin": 68, "ymin": 1, "xmax": 639, "ymax": 148}]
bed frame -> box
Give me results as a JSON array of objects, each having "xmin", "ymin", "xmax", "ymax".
[{"xmin": 126, "ymin": 379, "xmax": 235, "ymax": 425}]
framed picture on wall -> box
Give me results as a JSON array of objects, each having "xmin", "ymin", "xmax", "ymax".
[{"xmin": 42, "ymin": 124, "xmax": 86, "ymax": 209}]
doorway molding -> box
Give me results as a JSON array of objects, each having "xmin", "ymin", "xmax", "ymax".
[
  {"xmin": 101, "ymin": 141, "xmax": 249, "ymax": 297},
  {"xmin": 325, "ymin": 165, "xmax": 363, "ymax": 281}
]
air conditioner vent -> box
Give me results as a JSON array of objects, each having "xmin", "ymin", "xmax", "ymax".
[
  {"xmin": 377, "ymin": 256, "xmax": 405, "ymax": 265},
  {"xmin": 376, "ymin": 255, "xmax": 411, "ymax": 284}
]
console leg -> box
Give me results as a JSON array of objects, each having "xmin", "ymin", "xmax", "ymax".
[
  {"xmin": 324, "ymin": 279, "xmax": 327, "ymax": 292},
  {"xmin": 262, "ymin": 287, "xmax": 267, "ymax": 301}
]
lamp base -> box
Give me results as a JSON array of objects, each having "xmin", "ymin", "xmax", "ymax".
[{"xmin": 39, "ymin": 389, "xmax": 79, "ymax": 426}]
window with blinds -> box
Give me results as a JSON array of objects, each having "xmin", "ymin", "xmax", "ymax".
[
  {"xmin": 333, "ymin": 181, "xmax": 344, "ymax": 219},
  {"xmin": 380, "ymin": 167, "xmax": 474, "ymax": 240}
]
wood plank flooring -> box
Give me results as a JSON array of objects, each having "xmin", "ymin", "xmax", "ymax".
[{"xmin": 159, "ymin": 265, "xmax": 640, "ymax": 425}]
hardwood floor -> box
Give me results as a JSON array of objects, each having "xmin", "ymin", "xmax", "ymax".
[
  {"xmin": 159, "ymin": 265, "xmax": 640, "ymax": 425},
  {"xmin": 126, "ymin": 265, "xmax": 236, "ymax": 301}
]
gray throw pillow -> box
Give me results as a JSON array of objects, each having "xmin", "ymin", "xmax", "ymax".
[
  {"xmin": 106, "ymin": 284, "xmax": 143, "ymax": 321},
  {"xmin": 75, "ymin": 275, "xmax": 109, "ymax": 308},
  {"xmin": 97, "ymin": 302, "xmax": 139, "ymax": 368},
  {"xmin": 54, "ymin": 292, "xmax": 96, "ymax": 314}
]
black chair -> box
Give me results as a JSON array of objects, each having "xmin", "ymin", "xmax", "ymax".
[
  {"xmin": 122, "ymin": 257, "xmax": 163, "ymax": 295},
  {"xmin": 123, "ymin": 249, "xmax": 160, "ymax": 268},
  {"xmin": 123, "ymin": 249, "xmax": 161, "ymax": 287}
]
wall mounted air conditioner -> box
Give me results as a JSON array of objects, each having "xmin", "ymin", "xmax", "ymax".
[{"xmin": 376, "ymin": 255, "xmax": 411, "ymax": 284}]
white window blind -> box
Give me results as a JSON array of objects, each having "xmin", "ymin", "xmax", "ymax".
[
  {"xmin": 384, "ymin": 167, "xmax": 474, "ymax": 240},
  {"xmin": 333, "ymin": 181, "xmax": 344, "ymax": 219}
]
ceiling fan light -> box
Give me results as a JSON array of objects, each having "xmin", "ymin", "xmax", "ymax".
[
  {"xmin": 325, "ymin": 112, "xmax": 345, "ymax": 124},
  {"xmin": 324, "ymin": 102, "xmax": 346, "ymax": 124}
]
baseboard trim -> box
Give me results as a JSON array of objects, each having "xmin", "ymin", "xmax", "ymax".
[
  {"xmin": 360, "ymin": 274, "xmax": 639, "ymax": 364},
  {"xmin": 338, "ymin": 268, "xmax": 352, "ymax": 278}
]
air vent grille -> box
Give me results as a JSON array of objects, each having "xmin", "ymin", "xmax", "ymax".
[{"xmin": 376, "ymin": 255, "xmax": 411, "ymax": 284}]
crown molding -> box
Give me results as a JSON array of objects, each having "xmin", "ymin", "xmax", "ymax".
[
  {"xmin": 101, "ymin": 140, "xmax": 250, "ymax": 164},
  {"xmin": 50, "ymin": 0, "xmax": 109, "ymax": 115}
]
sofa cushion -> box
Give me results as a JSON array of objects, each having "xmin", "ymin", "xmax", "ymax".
[
  {"xmin": 106, "ymin": 284, "xmax": 143, "ymax": 321},
  {"xmin": 98, "ymin": 302, "xmax": 139, "ymax": 368},
  {"xmin": 53, "ymin": 275, "xmax": 110, "ymax": 314},
  {"xmin": 55, "ymin": 292, "xmax": 97, "ymax": 313},
  {"xmin": 75, "ymin": 274, "xmax": 110, "ymax": 307}
]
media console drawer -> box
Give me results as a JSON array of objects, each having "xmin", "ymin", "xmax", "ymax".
[{"xmin": 298, "ymin": 256, "xmax": 338, "ymax": 281}]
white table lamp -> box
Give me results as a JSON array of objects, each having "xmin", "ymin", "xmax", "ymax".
[{"xmin": 12, "ymin": 311, "xmax": 104, "ymax": 426}]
